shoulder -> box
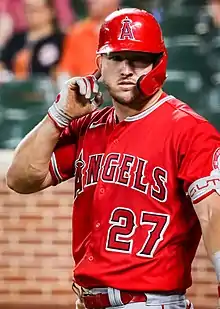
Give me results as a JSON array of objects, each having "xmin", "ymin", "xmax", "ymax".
[
  {"xmin": 10, "ymin": 31, "xmax": 26, "ymax": 41},
  {"xmin": 0, "ymin": 31, "xmax": 26, "ymax": 61},
  {"xmin": 50, "ymin": 31, "xmax": 65, "ymax": 42},
  {"xmin": 70, "ymin": 106, "xmax": 114, "ymax": 134},
  {"xmin": 67, "ymin": 18, "xmax": 93, "ymax": 37},
  {"xmin": 36, "ymin": 31, "xmax": 64, "ymax": 46},
  {"xmin": 165, "ymin": 96, "xmax": 220, "ymax": 144},
  {"xmin": 166, "ymin": 96, "xmax": 207, "ymax": 125},
  {"xmin": 164, "ymin": 96, "xmax": 215, "ymax": 135},
  {"xmin": 3, "ymin": 31, "xmax": 26, "ymax": 49}
]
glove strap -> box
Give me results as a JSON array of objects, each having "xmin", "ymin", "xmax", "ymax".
[{"xmin": 48, "ymin": 103, "xmax": 73, "ymax": 130}]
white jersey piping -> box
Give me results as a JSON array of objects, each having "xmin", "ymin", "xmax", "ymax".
[{"xmin": 124, "ymin": 95, "xmax": 174, "ymax": 122}]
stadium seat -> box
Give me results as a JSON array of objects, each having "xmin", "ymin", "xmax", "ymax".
[
  {"xmin": 164, "ymin": 72, "xmax": 220, "ymax": 131},
  {"xmin": 165, "ymin": 36, "xmax": 204, "ymax": 73},
  {"xmin": 164, "ymin": 70, "xmax": 204, "ymax": 109},
  {"xmin": 0, "ymin": 77, "xmax": 56, "ymax": 149},
  {"xmin": 161, "ymin": 13, "xmax": 197, "ymax": 37},
  {"xmin": 202, "ymin": 85, "xmax": 220, "ymax": 131},
  {"xmin": 207, "ymin": 36, "xmax": 220, "ymax": 75}
]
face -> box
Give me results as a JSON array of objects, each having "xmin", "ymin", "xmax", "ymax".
[
  {"xmin": 97, "ymin": 51, "xmax": 154, "ymax": 106},
  {"xmin": 86, "ymin": 0, "xmax": 120, "ymax": 19},
  {"xmin": 24, "ymin": 0, "xmax": 54, "ymax": 30}
]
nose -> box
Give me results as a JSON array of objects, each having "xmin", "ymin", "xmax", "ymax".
[{"xmin": 120, "ymin": 60, "xmax": 133, "ymax": 77}]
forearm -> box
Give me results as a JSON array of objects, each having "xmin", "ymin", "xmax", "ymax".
[
  {"xmin": 6, "ymin": 116, "xmax": 61, "ymax": 193},
  {"xmin": 199, "ymin": 200, "xmax": 220, "ymax": 282},
  {"xmin": 202, "ymin": 212, "xmax": 220, "ymax": 306},
  {"xmin": 194, "ymin": 193, "xmax": 220, "ymax": 305},
  {"xmin": 202, "ymin": 215, "xmax": 220, "ymax": 259}
]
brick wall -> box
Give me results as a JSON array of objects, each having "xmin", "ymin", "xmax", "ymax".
[{"xmin": 0, "ymin": 151, "xmax": 218, "ymax": 309}]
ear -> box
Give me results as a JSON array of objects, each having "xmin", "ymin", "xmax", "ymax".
[{"xmin": 96, "ymin": 55, "xmax": 102, "ymax": 71}]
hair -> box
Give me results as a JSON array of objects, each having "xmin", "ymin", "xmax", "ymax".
[{"xmin": 44, "ymin": 0, "xmax": 59, "ymax": 31}]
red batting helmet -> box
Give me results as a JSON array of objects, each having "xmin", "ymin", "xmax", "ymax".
[{"xmin": 97, "ymin": 8, "xmax": 167, "ymax": 98}]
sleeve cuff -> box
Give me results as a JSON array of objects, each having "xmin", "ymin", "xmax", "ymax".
[
  {"xmin": 49, "ymin": 152, "xmax": 63, "ymax": 186},
  {"xmin": 188, "ymin": 173, "xmax": 220, "ymax": 204}
]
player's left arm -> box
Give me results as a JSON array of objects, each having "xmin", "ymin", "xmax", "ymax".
[
  {"xmin": 194, "ymin": 193, "xmax": 220, "ymax": 306},
  {"xmin": 177, "ymin": 119, "xmax": 220, "ymax": 305}
]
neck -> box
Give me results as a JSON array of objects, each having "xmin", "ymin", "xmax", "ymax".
[
  {"xmin": 113, "ymin": 89, "xmax": 163, "ymax": 122},
  {"xmin": 28, "ymin": 24, "xmax": 54, "ymax": 42}
]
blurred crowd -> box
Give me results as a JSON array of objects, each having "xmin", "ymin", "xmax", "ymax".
[
  {"xmin": 0, "ymin": 0, "xmax": 220, "ymax": 148},
  {"xmin": 0, "ymin": 0, "xmax": 122, "ymax": 83},
  {"xmin": 0, "ymin": 0, "xmax": 218, "ymax": 83}
]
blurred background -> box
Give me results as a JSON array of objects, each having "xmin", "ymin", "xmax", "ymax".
[{"xmin": 0, "ymin": 0, "xmax": 219, "ymax": 308}]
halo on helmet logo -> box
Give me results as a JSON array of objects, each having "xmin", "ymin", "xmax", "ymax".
[{"xmin": 118, "ymin": 16, "xmax": 135, "ymax": 41}]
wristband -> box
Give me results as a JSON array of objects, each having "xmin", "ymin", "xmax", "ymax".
[
  {"xmin": 48, "ymin": 101, "xmax": 73, "ymax": 130},
  {"xmin": 212, "ymin": 251, "xmax": 220, "ymax": 283},
  {"xmin": 48, "ymin": 74, "xmax": 100, "ymax": 130}
]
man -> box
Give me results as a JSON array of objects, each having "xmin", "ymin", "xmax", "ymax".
[
  {"xmin": 0, "ymin": 0, "xmax": 64, "ymax": 80},
  {"xmin": 6, "ymin": 8, "xmax": 220, "ymax": 309}
]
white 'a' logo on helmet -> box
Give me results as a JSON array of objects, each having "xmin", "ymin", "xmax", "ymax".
[{"xmin": 119, "ymin": 16, "xmax": 135, "ymax": 40}]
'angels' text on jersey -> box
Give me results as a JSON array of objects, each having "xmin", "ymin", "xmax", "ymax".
[{"xmin": 74, "ymin": 150, "xmax": 168, "ymax": 202}]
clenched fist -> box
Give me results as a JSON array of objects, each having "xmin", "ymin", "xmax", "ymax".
[{"xmin": 48, "ymin": 71, "xmax": 103, "ymax": 130}]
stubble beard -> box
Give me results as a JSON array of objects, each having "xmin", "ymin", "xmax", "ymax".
[{"xmin": 106, "ymin": 84, "xmax": 147, "ymax": 109}]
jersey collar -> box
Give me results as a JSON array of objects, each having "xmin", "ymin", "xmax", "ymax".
[{"xmin": 124, "ymin": 93, "xmax": 174, "ymax": 122}]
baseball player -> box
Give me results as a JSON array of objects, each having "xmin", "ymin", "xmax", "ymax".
[{"xmin": 6, "ymin": 8, "xmax": 220, "ymax": 309}]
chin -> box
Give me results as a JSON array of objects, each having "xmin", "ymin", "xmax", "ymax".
[{"xmin": 110, "ymin": 90, "xmax": 137, "ymax": 105}]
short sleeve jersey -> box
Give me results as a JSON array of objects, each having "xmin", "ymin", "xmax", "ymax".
[{"xmin": 49, "ymin": 93, "xmax": 220, "ymax": 292}]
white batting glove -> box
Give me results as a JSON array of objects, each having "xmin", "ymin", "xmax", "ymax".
[
  {"xmin": 48, "ymin": 72, "xmax": 102, "ymax": 130},
  {"xmin": 75, "ymin": 298, "xmax": 86, "ymax": 309}
]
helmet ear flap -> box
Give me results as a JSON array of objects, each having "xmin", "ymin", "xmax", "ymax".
[{"xmin": 136, "ymin": 53, "xmax": 167, "ymax": 98}]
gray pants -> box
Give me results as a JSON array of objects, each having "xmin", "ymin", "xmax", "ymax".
[{"xmin": 90, "ymin": 288, "xmax": 193, "ymax": 309}]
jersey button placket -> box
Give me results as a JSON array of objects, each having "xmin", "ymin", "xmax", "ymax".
[
  {"xmin": 88, "ymin": 256, "xmax": 94, "ymax": 261},
  {"xmin": 95, "ymin": 222, "xmax": 101, "ymax": 229},
  {"xmin": 100, "ymin": 187, "xmax": 105, "ymax": 194}
]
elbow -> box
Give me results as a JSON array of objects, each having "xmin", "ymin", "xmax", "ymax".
[
  {"xmin": 6, "ymin": 182, "xmax": 25, "ymax": 194},
  {"xmin": 6, "ymin": 164, "xmax": 48, "ymax": 194},
  {"xmin": 6, "ymin": 167, "xmax": 16, "ymax": 190},
  {"xmin": 6, "ymin": 169, "xmax": 24, "ymax": 194},
  {"xmin": 6, "ymin": 167, "xmax": 33, "ymax": 194}
]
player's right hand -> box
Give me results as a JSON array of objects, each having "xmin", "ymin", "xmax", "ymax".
[{"xmin": 48, "ymin": 70, "xmax": 103, "ymax": 130}]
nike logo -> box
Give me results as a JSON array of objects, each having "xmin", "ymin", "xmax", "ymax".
[{"xmin": 89, "ymin": 122, "xmax": 106, "ymax": 129}]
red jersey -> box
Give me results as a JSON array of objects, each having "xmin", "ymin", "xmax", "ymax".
[{"xmin": 49, "ymin": 92, "xmax": 220, "ymax": 293}]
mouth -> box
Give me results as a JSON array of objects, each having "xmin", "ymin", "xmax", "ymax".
[
  {"xmin": 118, "ymin": 81, "xmax": 136, "ymax": 86},
  {"xmin": 118, "ymin": 81, "xmax": 136, "ymax": 91}
]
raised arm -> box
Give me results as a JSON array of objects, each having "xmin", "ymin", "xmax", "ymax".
[{"xmin": 6, "ymin": 72, "xmax": 102, "ymax": 194}]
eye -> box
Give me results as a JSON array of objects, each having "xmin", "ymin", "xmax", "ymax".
[
  {"xmin": 131, "ymin": 58, "xmax": 152, "ymax": 68},
  {"xmin": 109, "ymin": 55, "xmax": 122, "ymax": 61}
]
